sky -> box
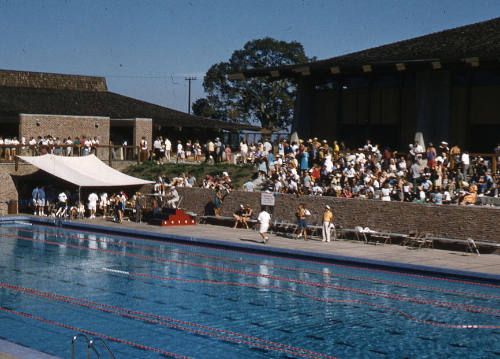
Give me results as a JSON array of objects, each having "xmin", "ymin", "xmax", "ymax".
[{"xmin": 1, "ymin": 0, "xmax": 499, "ymax": 114}]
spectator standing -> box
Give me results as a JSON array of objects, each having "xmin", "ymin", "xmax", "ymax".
[
  {"xmin": 32, "ymin": 186, "xmax": 39, "ymax": 215},
  {"xmin": 225, "ymin": 145, "xmax": 232, "ymax": 164},
  {"xmin": 38, "ymin": 186, "xmax": 46, "ymax": 216},
  {"xmin": 462, "ymin": 151, "xmax": 470, "ymax": 180},
  {"xmin": 176, "ymin": 141, "xmax": 183, "ymax": 163},
  {"xmin": 240, "ymin": 141, "xmax": 248, "ymax": 164},
  {"xmin": 99, "ymin": 192, "xmax": 108, "ymax": 218},
  {"xmin": 165, "ymin": 138, "xmax": 172, "ymax": 161},
  {"xmin": 153, "ymin": 137, "xmax": 162, "ymax": 161},
  {"xmin": 322, "ymin": 204, "xmax": 334, "ymax": 242},
  {"xmin": 295, "ymin": 203, "xmax": 310, "ymax": 241},
  {"xmin": 140, "ymin": 136, "xmax": 148, "ymax": 162},
  {"xmin": 88, "ymin": 192, "xmax": 99, "ymax": 218}
]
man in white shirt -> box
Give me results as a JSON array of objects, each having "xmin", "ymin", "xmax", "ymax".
[
  {"xmin": 153, "ymin": 137, "xmax": 162, "ymax": 161},
  {"xmin": 164, "ymin": 138, "xmax": 172, "ymax": 161},
  {"xmin": 100, "ymin": 193, "xmax": 108, "ymax": 218},
  {"xmin": 461, "ymin": 151, "xmax": 470, "ymax": 180},
  {"xmin": 166, "ymin": 186, "xmax": 180, "ymax": 208},
  {"xmin": 257, "ymin": 208, "xmax": 271, "ymax": 243},
  {"xmin": 88, "ymin": 192, "xmax": 99, "ymax": 218}
]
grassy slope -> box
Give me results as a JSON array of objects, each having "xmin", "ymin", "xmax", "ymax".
[{"xmin": 123, "ymin": 162, "xmax": 257, "ymax": 190}]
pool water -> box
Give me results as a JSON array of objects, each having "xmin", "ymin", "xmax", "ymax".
[{"xmin": 0, "ymin": 223, "xmax": 498, "ymax": 358}]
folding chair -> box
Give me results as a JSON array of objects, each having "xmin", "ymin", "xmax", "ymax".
[
  {"xmin": 402, "ymin": 230, "xmax": 418, "ymax": 246},
  {"xmin": 466, "ymin": 238, "xmax": 480, "ymax": 256},
  {"xmin": 355, "ymin": 226, "xmax": 368, "ymax": 243}
]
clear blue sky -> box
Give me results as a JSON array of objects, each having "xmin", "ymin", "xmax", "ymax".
[{"xmin": 1, "ymin": 0, "xmax": 499, "ymax": 113}]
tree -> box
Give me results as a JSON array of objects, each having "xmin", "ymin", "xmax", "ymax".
[{"xmin": 194, "ymin": 37, "xmax": 313, "ymax": 130}]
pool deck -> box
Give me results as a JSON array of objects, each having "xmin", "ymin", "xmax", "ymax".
[{"xmin": 73, "ymin": 217, "xmax": 500, "ymax": 277}]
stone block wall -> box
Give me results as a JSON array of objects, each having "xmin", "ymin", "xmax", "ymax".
[
  {"xmin": 177, "ymin": 188, "xmax": 500, "ymax": 243},
  {"xmin": 0, "ymin": 69, "xmax": 107, "ymax": 91},
  {"xmin": 0, "ymin": 166, "xmax": 19, "ymax": 215},
  {"xmin": 19, "ymin": 114, "xmax": 110, "ymax": 160},
  {"xmin": 133, "ymin": 118, "xmax": 153, "ymax": 149}
]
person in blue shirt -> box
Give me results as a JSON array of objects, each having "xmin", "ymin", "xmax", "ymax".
[
  {"xmin": 432, "ymin": 190, "xmax": 444, "ymax": 205},
  {"xmin": 32, "ymin": 186, "xmax": 39, "ymax": 215},
  {"xmin": 300, "ymin": 147, "xmax": 309, "ymax": 175},
  {"xmin": 38, "ymin": 186, "xmax": 46, "ymax": 216}
]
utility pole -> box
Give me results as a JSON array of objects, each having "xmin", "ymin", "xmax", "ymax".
[{"xmin": 185, "ymin": 76, "xmax": 197, "ymax": 114}]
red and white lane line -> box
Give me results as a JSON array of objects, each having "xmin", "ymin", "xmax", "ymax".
[
  {"xmin": 10, "ymin": 225, "xmax": 499, "ymax": 300},
  {"xmin": 2, "ymin": 231, "xmax": 499, "ymax": 317},
  {"xmin": 0, "ymin": 282, "xmax": 340, "ymax": 359},
  {"xmin": 24, "ymin": 223, "xmax": 500, "ymax": 289}
]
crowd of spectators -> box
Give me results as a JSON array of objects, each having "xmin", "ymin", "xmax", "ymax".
[
  {"xmin": 150, "ymin": 136, "xmax": 499, "ymax": 207},
  {"xmin": 238, "ymin": 138, "xmax": 499, "ymax": 206},
  {"xmin": 0, "ymin": 135, "xmax": 102, "ymax": 158}
]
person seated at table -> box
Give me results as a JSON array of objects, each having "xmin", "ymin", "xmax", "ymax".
[
  {"xmin": 165, "ymin": 185, "xmax": 180, "ymax": 208},
  {"xmin": 232, "ymin": 204, "xmax": 248, "ymax": 229}
]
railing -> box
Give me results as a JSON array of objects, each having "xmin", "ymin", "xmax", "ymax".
[{"xmin": 71, "ymin": 334, "xmax": 115, "ymax": 359}]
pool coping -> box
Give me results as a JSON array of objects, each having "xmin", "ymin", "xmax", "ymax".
[
  {"xmin": 0, "ymin": 339, "xmax": 61, "ymax": 359},
  {"xmin": 2, "ymin": 215, "xmax": 499, "ymax": 284}
]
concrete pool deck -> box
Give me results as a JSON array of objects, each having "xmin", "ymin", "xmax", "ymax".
[{"xmin": 73, "ymin": 217, "xmax": 500, "ymax": 277}]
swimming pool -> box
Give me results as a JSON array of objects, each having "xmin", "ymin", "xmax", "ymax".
[{"xmin": 0, "ymin": 222, "xmax": 498, "ymax": 358}]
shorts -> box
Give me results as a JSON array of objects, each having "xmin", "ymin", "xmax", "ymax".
[
  {"xmin": 298, "ymin": 219, "xmax": 307, "ymax": 229},
  {"xmin": 37, "ymin": 199, "xmax": 46, "ymax": 207},
  {"xmin": 259, "ymin": 223, "xmax": 269, "ymax": 234},
  {"xmin": 88, "ymin": 202, "xmax": 97, "ymax": 211}
]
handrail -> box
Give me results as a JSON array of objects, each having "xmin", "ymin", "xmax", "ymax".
[
  {"xmin": 92, "ymin": 337, "xmax": 116, "ymax": 359},
  {"xmin": 71, "ymin": 333, "xmax": 100, "ymax": 359}
]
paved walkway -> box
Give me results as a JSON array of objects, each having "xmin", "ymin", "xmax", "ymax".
[{"xmin": 76, "ymin": 217, "xmax": 500, "ymax": 276}]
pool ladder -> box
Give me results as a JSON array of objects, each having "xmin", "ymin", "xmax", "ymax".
[{"xmin": 71, "ymin": 334, "xmax": 115, "ymax": 359}]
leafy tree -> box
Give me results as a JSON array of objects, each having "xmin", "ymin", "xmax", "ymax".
[{"xmin": 194, "ymin": 37, "xmax": 313, "ymax": 130}]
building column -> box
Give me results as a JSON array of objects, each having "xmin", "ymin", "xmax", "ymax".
[
  {"xmin": 293, "ymin": 76, "xmax": 313, "ymax": 139},
  {"xmin": 415, "ymin": 70, "xmax": 451, "ymax": 145}
]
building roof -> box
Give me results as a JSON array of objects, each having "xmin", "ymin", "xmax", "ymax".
[
  {"xmin": 0, "ymin": 69, "xmax": 259, "ymax": 131},
  {"xmin": 239, "ymin": 16, "xmax": 500, "ymax": 78}
]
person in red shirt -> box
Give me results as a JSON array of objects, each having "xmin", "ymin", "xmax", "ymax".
[{"xmin": 311, "ymin": 164, "xmax": 321, "ymax": 183}]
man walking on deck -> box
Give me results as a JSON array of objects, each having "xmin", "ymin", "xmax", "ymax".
[{"xmin": 257, "ymin": 207, "xmax": 271, "ymax": 243}]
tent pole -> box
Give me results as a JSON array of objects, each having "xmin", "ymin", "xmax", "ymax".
[{"xmin": 78, "ymin": 187, "xmax": 81, "ymax": 205}]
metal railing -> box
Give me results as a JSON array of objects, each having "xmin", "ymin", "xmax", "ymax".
[{"xmin": 71, "ymin": 333, "xmax": 115, "ymax": 359}]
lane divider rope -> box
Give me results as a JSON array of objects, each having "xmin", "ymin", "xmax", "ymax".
[
  {"xmin": 0, "ymin": 282, "xmax": 338, "ymax": 359},
  {"xmin": 11, "ymin": 226, "xmax": 498, "ymax": 300},
  {"xmin": 2, "ymin": 231, "xmax": 498, "ymax": 317},
  {"xmin": 24, "ymin": 223, "xmax": 500, "ymax": 289}
]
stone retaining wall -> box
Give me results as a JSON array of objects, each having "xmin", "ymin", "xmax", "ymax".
[{"xmin": 177, "ymin": 187, "xmax": 500, "ymax": 243}]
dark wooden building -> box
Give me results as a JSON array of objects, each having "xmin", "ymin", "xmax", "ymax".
[
  {"xmin": 234, "ymin": 17, "xmax": 500, "ymax": 151},
  {"xmin": 0, "ymin": 69, "xmax": 258, "ymax": 146}
]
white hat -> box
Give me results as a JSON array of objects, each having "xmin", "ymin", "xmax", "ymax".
[
  {"xmin": 222, "ymin": 171, "xmax": 229, "ymax": 176},
  {"xmin": 325, "ymin": 205, "xmax": 330, "ymax": 209}
]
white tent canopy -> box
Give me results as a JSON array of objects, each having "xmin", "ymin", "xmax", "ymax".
[{"xmin": 18, "ymin": 154, "xmax": 154, "ymax": 187}]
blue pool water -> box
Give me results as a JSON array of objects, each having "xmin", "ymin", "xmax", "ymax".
[{"xmin": 0, "ymin": 222, "xmax": 499, "ymax": 359}]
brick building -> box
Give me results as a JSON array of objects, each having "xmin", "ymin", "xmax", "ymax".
[
  {"xmin": 233, "ymin": 17, "xmax": 500, "ymax": 152},
  {"xmin": 0, "ymin": 69, "xmax": 258, "ymax": 155}
]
